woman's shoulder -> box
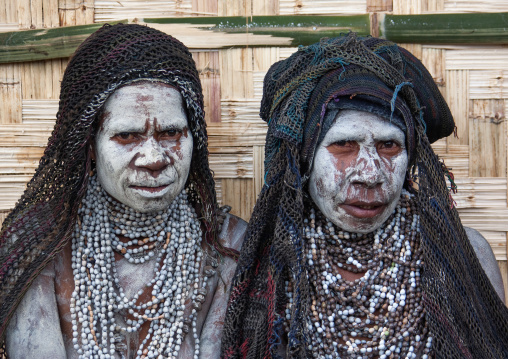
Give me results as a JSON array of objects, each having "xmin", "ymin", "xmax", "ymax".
[
  {"xmin": 6, "ymin": 258, "xmax": 67, "ymax": 358},
  {"xmin": 218, "ymin": 212, "xmax": 247, "ymax": 252},
  {"xmin": 464, "ymin": 226, "xmax": 505, "ymax": 303}
]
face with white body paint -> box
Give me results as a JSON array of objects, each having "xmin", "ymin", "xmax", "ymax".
[
  {"xmin": 94, "ymin": 81, "xmax": 193, "ymax": 213},
  {"xmin": 309, "ymin": 109, "xmax": 408, "ymax": 234}
]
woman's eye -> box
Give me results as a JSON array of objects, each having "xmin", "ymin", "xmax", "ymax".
[
  {"xmin": 118, "ymin": 132, "xmax": 133, "ymax": 140},
  {"xmin": 326, "ymin": 140, "xmax": 358, "ymax": 155},
  {"xmin": 165, "ymin": 130, "xmax": 178, "ymax": 136},
  {"xmin": 377, "ymin": 140, "xmax": 402, "ymax": 155},
  {"xmin": 113, "ymin": 132, "xmax": 138, "ymax": 142},
  {"xmin": 160, "ymin": 129, "xmax": 182, "ymax": 140},
  {"xmin": 334, "ymin": 140, "xmax": 354, "ymax": 147}
]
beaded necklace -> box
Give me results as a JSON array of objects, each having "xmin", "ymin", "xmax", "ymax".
[
  {"xmin": 285, "ymin": 191, "xmax": 433, "ymax": 358},
  {"xmin": 70, "ymin": 175, "xmax": 215, "ymax": 358}
]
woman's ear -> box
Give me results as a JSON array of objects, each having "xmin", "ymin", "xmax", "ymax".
[{"xmin": 89, "ymin": 141, "xmax": 96, "ymax": 161}]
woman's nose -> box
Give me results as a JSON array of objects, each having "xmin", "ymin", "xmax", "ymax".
[
  {"xmin": 134, "ymin": 139, "xmax": 170, "ymax": 175},
  {"xmin": 350, "ymin": 148, "xmax": 384, "ymax": 187}
]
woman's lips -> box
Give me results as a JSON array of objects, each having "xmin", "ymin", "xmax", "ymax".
[
  {"xmin": 130, "ymin": 184, "xmax": 169, "ymax": 193},
  {"xmin": 339, "ymin": 202, "xmax": 386, "ymax": 218}
]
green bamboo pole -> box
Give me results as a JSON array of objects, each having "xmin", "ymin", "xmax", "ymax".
[
  {"xmin": 0, "ymin": 13, "xmax": 507, "ymax": 64},
  {"xmin": 0, "ymin": 16, "xmax": 369, "ymax": 64},
  {"xmin": 0, "ymin": 22, "xmax": 126, "ymax": 63},
  {"xmin": 381, "ymin": 12, "xmax": 508, "ymax": 44},
  {"xmin": 144, "ymin": 15, "xmax": 370, "ymax": 46}
]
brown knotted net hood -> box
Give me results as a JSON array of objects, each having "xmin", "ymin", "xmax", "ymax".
[{"xmin": 0, "ymin": 23, "xmax": 233, "ymax": 342}]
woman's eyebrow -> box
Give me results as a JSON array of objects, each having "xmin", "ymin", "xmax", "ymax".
[
  {"xmin": 327, "ymin": 131, "xmax": 364, "ymax": 141},
  {"xmin": 109, "ymin": 126, "xmax": 145, "ymax": 132},
  {"xmin": 157, "ymin": 124, "xmax": 184, "ymax": 130},
  {"xmin": 372, "ymin": 132, "xmax": 405, "ymax": 141}
]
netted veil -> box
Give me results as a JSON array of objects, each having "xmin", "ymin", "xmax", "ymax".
[{"xmin": 221, "ymin": 33, "xmax": 508, "ymax": 358}]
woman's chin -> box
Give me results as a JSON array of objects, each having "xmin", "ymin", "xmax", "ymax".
[{"xmin": 328, "ymin": 207, "xmax": 393, "ymax": 234}]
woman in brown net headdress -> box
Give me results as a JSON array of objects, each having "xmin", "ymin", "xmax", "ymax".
[
  {"xmin": 221, "ymin": 33, "xmax": 508, "ymax": 358},
  {"xmin": 0, "ymin": 23, "xmax": 246, "ymax": 358}
]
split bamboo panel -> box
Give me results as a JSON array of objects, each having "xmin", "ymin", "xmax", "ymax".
[
  {"xmin": 0, "ymin": 0, "xmax": 18, "ymax": 32},
  {"xmin": 95, "ymin": 0, "xmax": 193, "ymax": 22},
  {"xmin": 0, "ymin": 64, "xmax": 22, "ymax": 124},
  {"xmin": 253, "ymin": 71, "xmax": 265, "ymax": 99},
  {"xmin": 0, "ymin": 122, "xmax": 54, "ymax": 147},
  {"xmin": 422, "ymin": 0, "xmax": 444, "ymax": 12},
  {"xmin": 446, "ymin": 47, "xmax": 508, "ymax": 71},
  {"xmin": 59, "ymin": 0, "xmax": 94, "ymax": 26},
  {"xmin": 22, "ymin": 100, "xmax": 59, "ymax": 121},
  {"xmin": 421, "ymin": 48, "xmax": 446, "ymax": 89},
  {"xmin": 0, "ymin": 23, "xmax": 18, "ymax": 32},
  {"xmin": 210, "ymin": 104, "xmax": 266, "ymax": 141},
  {"xmin": 0, "ymin": 176, "xmax": 32, "ymax": 211},
  {"xmin": 192, "ymin": 51, "xmax": 221, "ymax": 123},
  {"xmin": 193, "ymin": 0, "xmax": 218, "ymax": 16},
  {"xmin": 470, "ymin": 70, "xmax": 508, "ymax": 100},
  {"xmin": 208, "ymin": 147, "xmax": 254, "ymax": 178},
  {"xmin": 253, "ymin": 145, "xmax": 265, "ymax": 199},
  {"xmin": 0, "ymin": 147, "xmax": 45, "ymax": 175},
  {"xmin": 21, "ymin": 59, "xmax": 67, "ymax": 99},
  {"xmin": 215, "ymin": 178, "xmax": 223, "ymax": 205},
  {"xmin": 279, "ymin": 0, "xmax": 367, "ymax": 15},
  {"xmin": 453, "ymin": 178, "xmax": 508, "ymax": 209},
  {"xmin": 253, "ymin": 47, "xmax": 279, "ymax": 72},
  {"xmin": 394, "ymin": 0, "xmax": 508, "ymax": 14},
  {"xmin": 0, "ymin": 211, "xmax": 9, "ymax": 228},
  {"xmin": 469, "ymin": 99, "xmax": 506, "ymax": 178},
  {"xmin": 393, "ymin": 0, "xmax": 423, "ymax": 14},
  {"xmin": 445, "ymin": 69, "xmax": 469, "ymax": 145},
  {"xmin": 431, "ymin": 142, "xmax": 469, "ymax": 178},
  {"xmin": 367, "ymin": 0, "xmax": 393, "ymax": 12},
  {"xmin": 444, "ymin": 0, "xmax": 508, "ymax": 13},
  {"xmin": 219, "ymin": 48, "xmax": 254, "ymax": 100},
  {"xmin": 221, "ymin": 178, "xmax": 256, "ymax": 220},
  {"xmin": 217, "ymin": 0, "xmax": 252, "ymax": 16},
  {"xmin": 253, "ymin": 0, "xmax": 278, "ymax": 15}
]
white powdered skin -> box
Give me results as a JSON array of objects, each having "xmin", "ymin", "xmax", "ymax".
[
  {"xmin": 309, "ymin": 110, "xmax": 408, "ymax": 234},
  {"xmin": 94, "ymin": 82, "xmax": 193, "ymax": 213}
]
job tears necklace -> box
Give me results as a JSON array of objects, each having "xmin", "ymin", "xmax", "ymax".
[
  {"xmin": 70, "ymin": 175, "xmax": 214, "ymax": 359},
  {"xmin": 285, "ymin": 191, "xmax": 433, "ymax": 359}
]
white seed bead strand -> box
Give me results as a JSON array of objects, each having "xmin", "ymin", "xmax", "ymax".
[{"xmin": 70, "ymin": 175, "xmax": 209, "ymax": 359}]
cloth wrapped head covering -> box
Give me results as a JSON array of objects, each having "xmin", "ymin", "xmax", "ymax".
[
  {"xmin": 221, "ymin": 33, "xmax": 508, "ymax": 358},
  {"xmin": 0, "ymin": 23, "xmax": 232, "ymax": 339}
]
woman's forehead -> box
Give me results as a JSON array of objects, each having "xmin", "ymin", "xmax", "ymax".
[
  {"xmin": 108, "ymin": 81, "xmax": 182, "ymax": 104},
  {"xmin": 99, "ymin": 82, "xmax": 188, "ymax": 130},
  {"xmin": 325, "ymin": 109, "xmax": 406, "ymax": 141}
]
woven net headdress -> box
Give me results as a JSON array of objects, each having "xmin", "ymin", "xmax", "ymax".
[
  {"xmin": 0, "ymin": 23, "xmax": 230, "ymax": 337},
  {"xmin": 221, "ymin": 33, "xmax": 508, "ymax": 358}
]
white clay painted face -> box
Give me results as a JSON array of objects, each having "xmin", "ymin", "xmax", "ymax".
[
  {"xmin": 94, "ymin": 81, "xmax": 193, "ymax": 213},
  {"xmin": 309, "ymin": 109, "xmax": 408, "ymax": 234}
]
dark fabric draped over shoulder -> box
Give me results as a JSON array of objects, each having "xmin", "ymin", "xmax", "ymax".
[{"xmin": 221, "ymin": 33, "xmax": 508, "ymax": 359}]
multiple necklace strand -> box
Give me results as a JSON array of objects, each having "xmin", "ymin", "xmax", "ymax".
[
  {"xmin": 285, "ymin": 191, "xmax": 432, "ymax": 358},
  {"xmin": 70, "ymin": 175, "xmax": 214, "ymax": 358},
  {"xmin": 71, "ymin": 177, "xmax": 432, "ymax": 358}
]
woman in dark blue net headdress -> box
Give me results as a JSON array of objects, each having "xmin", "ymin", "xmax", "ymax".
[{"xmin": 221, "ymin": 33, "xmax": 508, "ymax": 359}]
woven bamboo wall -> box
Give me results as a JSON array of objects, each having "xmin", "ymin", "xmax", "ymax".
[{"xmin": 1, "ymin": 0, "xmax": 508, "ymax": 298}]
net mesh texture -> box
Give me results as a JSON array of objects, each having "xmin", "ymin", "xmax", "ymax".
[
  {"xmin": 0, "ymin": 23, "xmax": 237, "ymax": 345},
  {"xmin": 221, "ymin": 33, "xmax": 508, "ymax": 359}
]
